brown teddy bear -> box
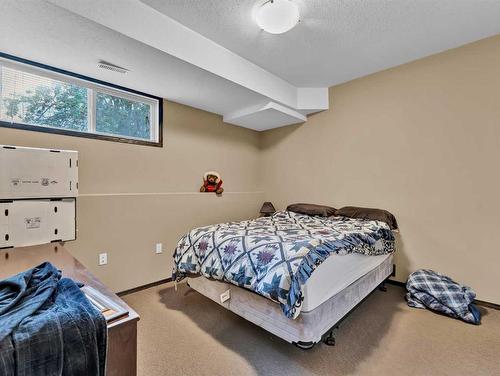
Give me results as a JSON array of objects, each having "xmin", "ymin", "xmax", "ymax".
[{"xmin": 200, "ymin": 171, "xmax": 223, "ymax": 195}]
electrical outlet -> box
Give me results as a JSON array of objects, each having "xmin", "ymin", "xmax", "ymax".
[
  {"xmin": 98, "ymin": 252, "xmax": 108, "ymax": 266},
  {"xmin": 155, "ymin": 243, "xmax": 163, "ymax": 254}
]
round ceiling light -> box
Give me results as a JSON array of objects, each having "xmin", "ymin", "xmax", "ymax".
[{"xmin": 255, "ymin": 0, "xmax": 300, "ymax": 34}]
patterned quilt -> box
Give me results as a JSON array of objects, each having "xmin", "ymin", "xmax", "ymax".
[
  {"xmin": 173, "ymin": 211, "xmax": 395, "ymax": 319},
  {"xmin": 406, "ymin": 269, "xmax": 481, "ymax": 324}
]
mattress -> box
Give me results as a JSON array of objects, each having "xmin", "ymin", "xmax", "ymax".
[{"xmin": 302, "ymin": 253, "xmax": 393, "ymax": 312}]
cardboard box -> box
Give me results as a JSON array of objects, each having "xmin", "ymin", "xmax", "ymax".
[
  {"xmin": 0, "ymin": 199, "xmax": 76, "ymax": 248},
  {"xmin": 0, "ymin": 145, "xmax": 78, "ymax": 199}
]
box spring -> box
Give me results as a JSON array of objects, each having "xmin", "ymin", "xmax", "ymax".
[{"xmin": 187, "ymin": 253, "xmax": 394, "ymax": 346}]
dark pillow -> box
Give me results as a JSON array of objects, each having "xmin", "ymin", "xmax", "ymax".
[
  {"xmin": 335, "ymin": 206, "xmax": 398, "ymax": 230},
  {"xmin": 286, "ymin": 203, "xmax": 336, "ymax": 217}
]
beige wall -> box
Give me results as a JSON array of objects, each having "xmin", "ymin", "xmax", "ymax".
[
  {"xmin": 0, "ymin": 100, "xmax": 264, "ymax": 291},
  {"xmin": 261, "ymin": 35, "xmax": 500, "ymax": 303}
]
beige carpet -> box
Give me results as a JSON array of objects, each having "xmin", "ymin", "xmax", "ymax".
[{"xmin": 122, "ymin": 282, "xmax": 500, "ymax": 376}]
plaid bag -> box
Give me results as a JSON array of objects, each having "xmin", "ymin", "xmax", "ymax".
[{"xmin": 406, "ymin": 269, "xmax": 481, "ymax": 324}]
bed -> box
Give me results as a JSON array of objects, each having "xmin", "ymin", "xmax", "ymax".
[{"xmin": 173, "ymin": 209, "xmax": 396, "ymax": 348}]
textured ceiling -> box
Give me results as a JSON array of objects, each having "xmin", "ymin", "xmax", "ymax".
[{"xmin": 142, "ymin": 0, "xmax": 500, "ymax": 87}]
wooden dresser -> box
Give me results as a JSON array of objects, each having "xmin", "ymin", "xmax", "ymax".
[{"xmin": 0, "ymin": 243, "xmax": 139, "ymax": 376}]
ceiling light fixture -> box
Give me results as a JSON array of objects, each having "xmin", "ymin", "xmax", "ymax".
[{"xmin": 255, "ymin": 0, "xmax": 300, "ymax": 35}]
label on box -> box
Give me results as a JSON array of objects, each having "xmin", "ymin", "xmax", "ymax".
[
  {"xmin": 25, "ymin": 217, "xmax": 41, "ymax": 229},
  {"xmin": 10, "ymin": 177, "xmax": 58, "ymax": 188}
]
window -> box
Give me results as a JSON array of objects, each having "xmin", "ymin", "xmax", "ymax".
[
  {"xmin": 0, "ymin": 53, "xmax": 162, "ymax": 146},
  {"xmin": 95, "ymin": 91, "xmax": 152, "ymax": 140}
]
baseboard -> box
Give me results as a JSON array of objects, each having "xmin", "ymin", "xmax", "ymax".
[
  {"xmin": 474, "ymin": 299, "xmax": 500, "ymax": 311},
  {"xmin": 386, "ymin": 279, "xmax": 500, "ymax": 311},
  {"xmin": 117, "ymin": 277, "xmax": 172, "ymax": 297}
]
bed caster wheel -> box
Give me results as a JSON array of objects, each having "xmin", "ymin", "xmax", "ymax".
[
  {"xmin": 295, "ymin": 341, "xmax": 315, "ymax": 350},
  {"xmin": 323, "ymin": 332, "xmax": 336, "ymax": 346}
]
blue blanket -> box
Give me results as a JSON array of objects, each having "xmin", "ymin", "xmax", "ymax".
[
  {"xmin": 173, "ymin": 211, "xmax": 395, "ymax": 318},
  {"xmin": 406, "ymin": 269, "xmax": 481, "ymax": 324},
  {"xmin": 0, "ymin": 262, "xmax": 107, "ymax": 376}
]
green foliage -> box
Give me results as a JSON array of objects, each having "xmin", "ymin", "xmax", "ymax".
[
  {"xmin": 4, "ymin": 83, "xmax": 88, "ymax": 131},
  {"xmin": 3, "ymin": 82, "xmax": 151, "ymax": 140},
  {"xmin": 96, "ymin": 93, "xmax": 150, "ymax": 139}
]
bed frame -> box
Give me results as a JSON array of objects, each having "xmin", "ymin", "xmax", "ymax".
[{"xmin": 187, "ymin": 254, "xmax": 394, "ymax": 349}]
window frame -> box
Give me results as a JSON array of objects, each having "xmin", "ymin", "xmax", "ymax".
[{"xmin": 0, "ymin": 52, "xmax": 163, "ymax": 147}]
